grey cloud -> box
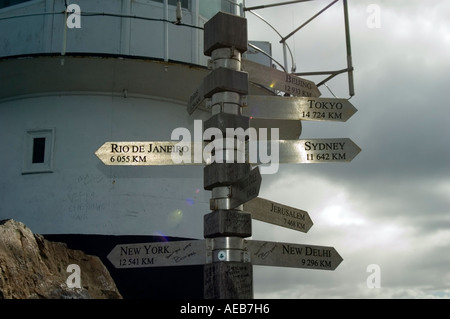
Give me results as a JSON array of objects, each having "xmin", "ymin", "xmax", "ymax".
[{"xmin": 248, "ymin": 0, "xmax": 450, "ymax": 299}]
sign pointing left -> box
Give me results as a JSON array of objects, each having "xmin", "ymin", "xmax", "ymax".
[
  {"xmin": 94, "ymin": 141, "xmax": 203, "ymax": 166},
  {"xmin": 107, "ymin": 240, "xmax": 208, "ymax": 269}
]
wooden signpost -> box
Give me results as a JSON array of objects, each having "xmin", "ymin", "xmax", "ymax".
[{"xmin": 96, "ymin": 10, "xmax": 359, "ymax": 300}]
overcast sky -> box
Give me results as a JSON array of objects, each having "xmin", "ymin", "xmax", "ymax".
[{"xmin": 243, "ymin": 0, "xmax": 450, "ymax": 299}]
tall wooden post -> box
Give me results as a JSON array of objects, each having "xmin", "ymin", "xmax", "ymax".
[{"xmin": 201, "ymin": 12, "xmax": 255, "ymax": 299}]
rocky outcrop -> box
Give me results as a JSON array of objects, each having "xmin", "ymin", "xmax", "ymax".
[{"xmin": 0, "ymin": 219, "xmax": 122, "ymax": 299}]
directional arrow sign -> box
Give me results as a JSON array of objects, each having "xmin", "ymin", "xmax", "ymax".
[
  {"xmin": 248, "ymin": 138, "xmax": 361, "ymax": 164},
  {"xmin": 187, "ymin": 85, "xmax": 206, "ymax": 115},
  {"xmin": 242, "ymin": 59, "xmax": 321, "ymax": 98},
  {"xmin": 244, "ymin": 95, "xmax": 357, "ymax": 122},
  {"xmin": 246, "ymin": 240, "xmax": 343, "ymax": 271},
  {"xmin": 107, "ymin": 240, "xmax": 207, "ymax": 269},
  {"xmin": 229, "ymin": 166, "xmax": 262, "ymax": 209},
  {"xmin": 249, "ymin": 118, "xmax": 302, "ymax": 140},
  {"xmin": 94, "ymin": 141, "xmax": 204, "ymax": 166},
  {"xmin": 243, "ymin": 197, "xmax": 313, "ymax": 233},
  {"xmin": 96, "ymin": 139, "xmax": 361, "ymax": 166}
]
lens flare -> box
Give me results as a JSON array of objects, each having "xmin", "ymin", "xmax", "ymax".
[
  {"xmin": 153, "ymin": 231, "xmax": 169, "ymax": 242},
  {"xmin": 167, "ymin": 209, "xmax": 183, "ymax": 228}
]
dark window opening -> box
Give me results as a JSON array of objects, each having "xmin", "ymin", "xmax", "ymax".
[
  {"xmin": 32, "ymin": 137, "xmax": 46, "ymax": 164},
  {"xmin": 151, "ymin": 0, "xmax": 189, "ymax": 9}
]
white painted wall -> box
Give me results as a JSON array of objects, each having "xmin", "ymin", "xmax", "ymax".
[
  {"xmin": 0, "ymin": 0, "xmax": 248, "ymax": 237},
  {"xmin": 0, "ymin": 94, "xmax": 210, "ymax": 237},
  {"xmin": 0, "ymin": 0, "xmax": 246, "ymax": 65}
]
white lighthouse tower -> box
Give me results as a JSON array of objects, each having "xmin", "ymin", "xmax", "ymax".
[{"xmin": 0, "ymin": 0, "xmax": 273, "ymax": 298}]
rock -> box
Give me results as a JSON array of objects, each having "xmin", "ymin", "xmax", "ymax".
[{"xmin": 0, "ymin": 219, "xmax": 122, "ymax": 299}]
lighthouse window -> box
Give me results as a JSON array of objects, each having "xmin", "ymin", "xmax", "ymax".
[
  {"xmin": 22, "ymin": 129, "xmax": 55, "ymax": 174},
  {"xmin": 149, "ymin": 0, "xmax": 189, "ymax": 9},
  {"xmin": 32, "ymin": 137, "xmax": 46, "ymax": 163},
  {"xmin": 199, "ymin": 0, "xmax": 243, "ymax": 19}
]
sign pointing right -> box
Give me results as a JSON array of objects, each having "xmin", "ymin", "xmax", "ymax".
[
  {"xmin": 243, "ymin": 197, "xmax": 313, "ymax": 233},
  {"xmin": 247, "ymin": 240, "xmax": 343, "ymax": 271},
  {"xmin": 244, "ymin": 95, "xmax": 358, "ymax": 122},
  {"xmin": 242, "ymin": 59, "xmax": 321, "ymax": 97},
  {"xmin": 248, "ymin": 138, "xmax": 361, "ymax": 164}
]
